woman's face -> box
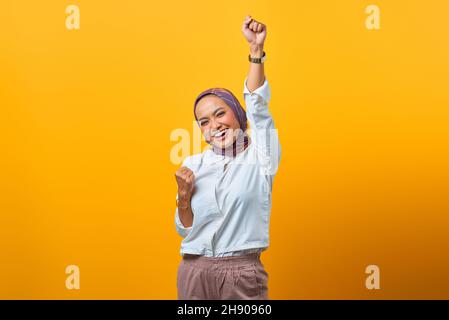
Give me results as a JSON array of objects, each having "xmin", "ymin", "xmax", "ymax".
[{"xmin": 195, "ymin": 95, "xmax": 242, "ymax": 149}]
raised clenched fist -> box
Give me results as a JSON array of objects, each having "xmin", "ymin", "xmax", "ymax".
[
  {"xmin": 242, "ymin": 15, "xmax": 267, "ymax": 48},
  {"xmin": 175, "ymin": 166, "xmax": 195, "ymax": 199}
]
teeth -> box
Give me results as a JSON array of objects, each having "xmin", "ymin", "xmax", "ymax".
[{"xmin": 214, "ymin": 129, "xmax": 227, "ymax": 138}]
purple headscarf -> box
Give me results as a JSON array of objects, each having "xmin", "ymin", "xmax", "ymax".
[{"xmin": 193, "ymin": 87, "xmax": 249, "ymax": 157}]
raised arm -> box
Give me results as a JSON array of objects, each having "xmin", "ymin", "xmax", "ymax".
[
  {"xmin": 242, "ymin": 15, "xmax": 266, "ymax": 92},
  {"xmin": 241, "ymin": 16, "xmax": 280, "ymax": 176}
]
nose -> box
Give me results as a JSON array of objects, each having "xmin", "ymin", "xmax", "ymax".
[{"xmin": 210, "ymin": 118, "xmax": 222, "ymax": 131}]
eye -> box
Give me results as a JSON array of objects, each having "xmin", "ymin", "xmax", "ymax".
[
  {"xmin": 217, "ymin": 111, "xmax": 225, "ymax": 117},
  {"xmin": 200, "ymin": 120, "xmax": 208, "ymax": 126}
]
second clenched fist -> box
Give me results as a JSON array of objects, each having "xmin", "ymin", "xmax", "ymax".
[{"xmin": 175, "ymin": 166, "xmax": 195, "ymax": 199}]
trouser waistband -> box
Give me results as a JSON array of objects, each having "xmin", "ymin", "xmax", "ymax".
[{"xmin": 182, "ymin": 252, "xmax": 261, "ymax": 267}]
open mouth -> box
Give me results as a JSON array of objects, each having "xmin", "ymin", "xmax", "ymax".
[{"xmin": 212, "ymin": 129, "xmax": 229, "ymax": 141}]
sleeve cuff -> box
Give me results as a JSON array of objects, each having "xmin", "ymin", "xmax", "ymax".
[
  {"xmin": 243, "ymin": 76, "xmax": 271, "ymax": 103},
  {"xmin": 175, "ymin": 208, "xmax": 192, "ymax": 238},
  {"xmin": 175, "ymin": 208, "xmax": 192, "ymax": 229},
  {"xmin": 175, "ymin": 193, "xmax": 192, "ymax": 238}
]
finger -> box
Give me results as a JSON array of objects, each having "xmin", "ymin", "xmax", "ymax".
[
  {"xmin": 242, "ymin": 21, "xmax": 252, "ymax": 32},
  {"xmin": 253, "ymin": 22, "xmax": 259, "ymax": 32},
  {"xmin": 176, "ymin": 168, "xmax": 186, "ymax": 176},
  {"xmin": 177, "ymin": 171, "xmax": 188, "ymax": 180},
  {"xmin": 257, "ymin": 23, "xmax": 263, "ymax": 32},
  {"xmin": 184, "ymin": 170, "xmax": 194, "ymax": 179},
  {"xmin": 251, "ymin": 20, "xmax": 257, "ymax": 31},
  {"xmin": 243, "ymin": 15, "xmax": 252, "ymax": 27},
  {"xmin": 180, "ymin": 167, "xmax": 191, "ymax": 174},
  {"xmin": 180, "ymin": 173, "xmax": 190, "ymax": 181}
]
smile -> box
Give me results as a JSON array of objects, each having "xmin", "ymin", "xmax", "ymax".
[{"xmin": 212, "ymin": 129, "xmax": 229, "ymax": 140}]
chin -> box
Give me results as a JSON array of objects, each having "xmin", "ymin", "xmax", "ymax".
[{"xmin": 213, "ymin": 137, "xmax": 234, "ymax": 149}]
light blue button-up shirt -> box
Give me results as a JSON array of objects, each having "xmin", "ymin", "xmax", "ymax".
[{"xmin": 174, "ymin": 76, "xmax": 281, "ymax": 257}]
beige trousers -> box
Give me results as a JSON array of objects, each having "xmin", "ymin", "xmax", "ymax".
[{"xmin": 177, "ymin": 252, "xmax": 269, "ymax": 300}]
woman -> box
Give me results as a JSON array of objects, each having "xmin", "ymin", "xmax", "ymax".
[{"xmin": 174, "ymin": 15, "xmax": 281, "ymax": 300}]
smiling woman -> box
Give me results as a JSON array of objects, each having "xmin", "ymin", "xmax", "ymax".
[{"xmin": 173, "ymin": 15, "xmax": 281, "ymax": 300}]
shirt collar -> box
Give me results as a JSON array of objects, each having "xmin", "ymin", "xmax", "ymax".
[{"xmin": 204, "ymin": 136, "xmax": 252, "ymax": 166}]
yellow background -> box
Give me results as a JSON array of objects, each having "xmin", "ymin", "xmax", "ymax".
[{"xmin": 1, "ymin": 0, "xmax": 448, "ymax": 299}]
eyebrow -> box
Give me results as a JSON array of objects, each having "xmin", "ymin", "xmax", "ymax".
[{"xmin": 198, "ymin": 107, "xmax": 225, "ymax": 122}]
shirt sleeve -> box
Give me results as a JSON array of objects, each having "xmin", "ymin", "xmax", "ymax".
[
  {"xmin": 243, "ymin": 76, "xmax": 281, "ymax": 176},
  {"xmin": 174, "ymin": 156, "xmax": 193, "ymax": 238}
]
